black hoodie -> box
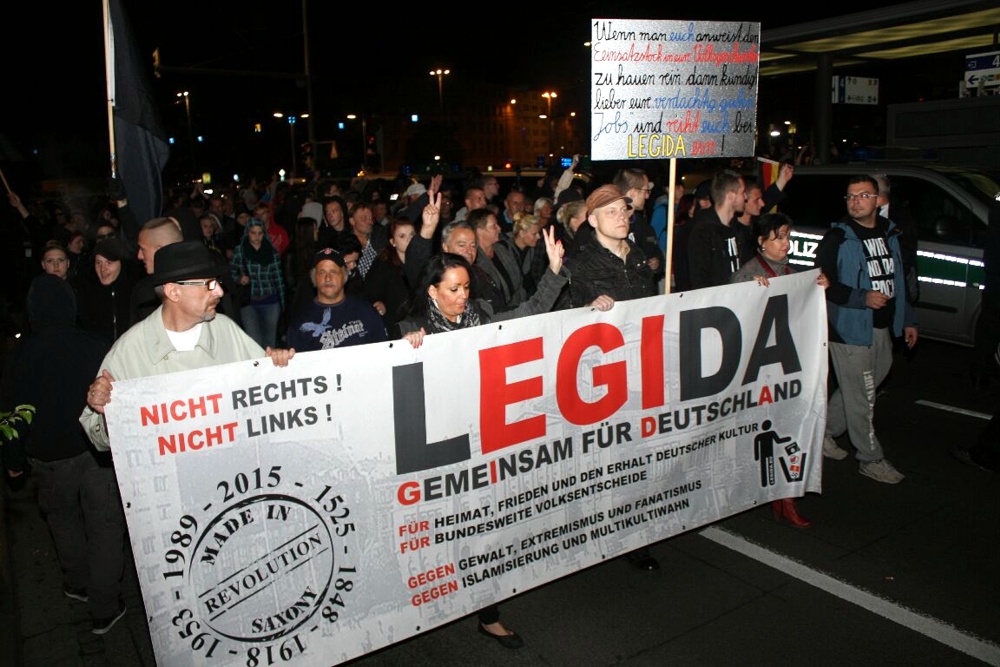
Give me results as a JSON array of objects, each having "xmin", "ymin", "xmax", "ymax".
[{"xmin": 0, "ymin": 275, "xmax": 110, "ymax": 461}]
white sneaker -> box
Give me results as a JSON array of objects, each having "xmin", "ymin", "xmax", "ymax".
[
  {"xmin": 859, "ymin": 459, "xmax": 905, "ymax": 484},
  {"xmin": 91, "ymin": 605, "xmax": 127, "ymax": 635},
  {"xmin": 822, "ymin": 436, "xmax": 849, "ymax": 460}
]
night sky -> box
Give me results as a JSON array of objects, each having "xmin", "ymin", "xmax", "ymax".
[{"xmin": 0, "ymin": 1, "xmax": 929, "ymax": 183}]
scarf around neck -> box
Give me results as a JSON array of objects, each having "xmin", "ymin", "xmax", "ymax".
[{"xmin": 425, "ymin": 296, "xmax": 483, "ymax": 332}]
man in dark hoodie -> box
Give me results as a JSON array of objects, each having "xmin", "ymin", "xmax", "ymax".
[
  {"xmin": 73, "ymin": 237, "xmax": 139, "ymax": 345},
  {"xmin": 0, "ymin": 274, "xmax": 127, "ymax": 635}
]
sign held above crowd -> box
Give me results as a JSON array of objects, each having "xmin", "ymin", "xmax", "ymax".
[{"xmin": 589, "ymin": 18, "xmax": 761, "ymax": 162}]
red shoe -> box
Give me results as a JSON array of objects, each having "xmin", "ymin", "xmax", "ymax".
[
  {"xmin": 771, "ymin": 498, "xmax": 812, "ymax": 528},
  {"xmin": 771, "ymin": 499, "xmax": 812, "ymax": 529}
]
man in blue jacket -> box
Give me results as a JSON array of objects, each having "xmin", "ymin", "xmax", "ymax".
[{"xmin": 814, "ymin": 175, "xmax": 918, "ymax": 483}]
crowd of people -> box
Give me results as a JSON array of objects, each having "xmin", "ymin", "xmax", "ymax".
[{"xmin": 7, "ymin": 155, "xmax": 982, "ymax": 646}]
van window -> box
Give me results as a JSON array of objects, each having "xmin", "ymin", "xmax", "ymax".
[
  {"xmin": 779, "ymin": 171, "xmax": 988, "ymax": 248},
  {"xmin": 894, "ymin": 176, "xmax": 979, "ymax": 248}
]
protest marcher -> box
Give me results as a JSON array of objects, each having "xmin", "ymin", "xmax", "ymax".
[
  {"xmin": 80, "ymin": 241, "xmax": 295, "ymax": 452},
  {"xmin": 3, "ymin": 274, "xmax": 126, "ymax": 634},
  {"xmin": 285, "ymin": 247, "xmax": 387, "ymax": 351}
]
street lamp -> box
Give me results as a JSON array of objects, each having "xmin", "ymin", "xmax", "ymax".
[
  {"xmin": 273, "ymin": 112, "xmax": 309, "ymax": 175},
  {"xmin": 346, "ymin": 114, "xmax": 367, "ymax": 172},
  {"xmin": 429, "ymin": 68, "xmax": 450, "ymax": 114},
  {"xmin": 542, "ymin": 91, "xmax": 557, "ymax": 164},
  {"xmin": 176, "ymin": 91, "xmax": 195, "ymax": 172}
]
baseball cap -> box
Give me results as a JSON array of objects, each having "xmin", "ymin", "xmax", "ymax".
[{"xmin": 313, "ymin": 247, "xmax": 346, "ymax": 269}]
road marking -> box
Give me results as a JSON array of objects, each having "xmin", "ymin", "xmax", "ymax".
[
  {"xmin": 700, "ymin": 526, "xmax": 1000, "ymax": 666},
  {"xmin": 916, "ymin": 400, "xmax": 991, "ymax": 420}
]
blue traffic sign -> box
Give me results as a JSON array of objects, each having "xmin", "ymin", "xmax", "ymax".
[{"xmin": 966, "ymin": 51, "xmax": 1000, "ymax": 71}]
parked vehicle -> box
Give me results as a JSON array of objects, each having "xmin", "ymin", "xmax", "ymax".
[{"xmin": 777, "ymin": 162, "xmax": 999, "ymax": 346}]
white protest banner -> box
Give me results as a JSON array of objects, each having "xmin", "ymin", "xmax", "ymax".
[
  {"xmin": 105, "ymin": 271, "xmax": 826, "ymax": 666},
  {"xmin": 590, "ymin": 18, "xmax": 760, "ymax": 161}
]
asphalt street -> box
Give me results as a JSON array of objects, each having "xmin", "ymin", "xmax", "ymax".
[{"xmin": 1, "ymin": 338, "xmax": 998, "ymax": 667}]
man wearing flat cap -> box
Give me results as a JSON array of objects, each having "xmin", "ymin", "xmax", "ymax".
[
  {"xmin": 556, "ymin": 183, "xmax": 659, "ymax": 571},
  {"xmin": 80, "ymin": 241, "xmax": 295, "ymax": 451},
  {"xmin": 558, "ymin": 184, "xmax": 658, "ymax": 309},
  {"xmin": 285, "ymin": 247, "xmax": 387, "ymax": 352}
]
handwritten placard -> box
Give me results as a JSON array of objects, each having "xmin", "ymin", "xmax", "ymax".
[{"xmin": 590, "ymin": 18, "xmax": 761, "ymax": 161}]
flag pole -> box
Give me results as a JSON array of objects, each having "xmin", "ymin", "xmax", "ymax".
[
  {"xmin": 102, "ymin": 0, "xmax": 118, "ymax": 179},
  {"xmin": 663, "ymin": 157, "xmax": 677, "ymax": 295}
]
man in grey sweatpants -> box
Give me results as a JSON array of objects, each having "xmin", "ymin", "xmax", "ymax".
[{"xmin": 813, "ymin": 174, "xmax": 918, "ymax": 484}]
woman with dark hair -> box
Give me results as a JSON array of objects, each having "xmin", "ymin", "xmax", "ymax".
[
  {"xmin": 363, "ymin": 216, "xmax": 415, "ymax": 333},
  {"xmin": 398, "ymin": 205, "xmax": 614, "ymax": 646},
  {"xmin": 731, "ymin": 212, "xmax": 829, "ymax": 528},
  {"xmin": 230, "ymin": 218, "xmax": 285, "ymax": 348},
  {"xmin": 286, "ymin": 215, "xmax": 322, "ymax": 325}
]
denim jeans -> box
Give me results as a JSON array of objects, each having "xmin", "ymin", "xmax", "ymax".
[{"xmin": 241, "ymin": 299, "xmax": 281, "ymax": 349}]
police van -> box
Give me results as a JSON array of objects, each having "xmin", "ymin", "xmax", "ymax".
[{"xmin": 777, "ymin": 163, "xmax": 999, "ymax": 346}]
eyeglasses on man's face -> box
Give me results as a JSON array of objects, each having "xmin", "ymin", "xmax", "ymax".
[
  {"xmin": 844, "ymin": 192, "xmax": 877, "ymax": 201},
  {"xmin": 175, "ymin": 279, "xmax": 219, "ymax": 291}
]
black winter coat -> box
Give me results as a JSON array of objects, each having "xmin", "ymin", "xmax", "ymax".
[{"xmin": 558, "ymin": 234, "xmax": 657, "ymax": 309}]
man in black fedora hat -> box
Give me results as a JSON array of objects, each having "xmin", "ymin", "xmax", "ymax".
[{"xmin": 80, "ymin": 241, "xmax": 295, "ymax": 452}]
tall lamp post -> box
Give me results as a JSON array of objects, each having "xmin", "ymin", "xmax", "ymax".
[
  {"xmin": 542, "ymin": 91, "xmax": 557, "ymax": 164},
  {"xmin": 273, "ymin": 112, "xmax": 309, "ymax": 175},
  {"xmin": 176, "ymin": 91, "xmax": 195, "ymax": 172},
  {"xmin": 346, "ymin": 114, "xmax": 367, "ymax": 172},
  {"xmin": 429, "ymin": 68, "xmax": 450, "ymax": 114}
]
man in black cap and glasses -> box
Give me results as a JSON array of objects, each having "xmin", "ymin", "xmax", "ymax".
[{"xmin": 80, "ymin": 241, "xmax": 295, "ymax": 452}]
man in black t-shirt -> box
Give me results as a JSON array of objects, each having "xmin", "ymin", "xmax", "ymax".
[{"xmin": 814, "ymin": 175, "xmax": 918, "ymax": 484}]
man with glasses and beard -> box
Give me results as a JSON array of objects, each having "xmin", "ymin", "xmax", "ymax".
[
  {"xmin": 80, "ymin": 242, "xmax": 295, "ymax": 453},
  {"xmin": 814, "ymin": 175, "xmax": 918, "ymax": 483}
]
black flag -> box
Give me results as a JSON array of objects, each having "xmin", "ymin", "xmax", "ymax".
[{"xmin": 106, "ymin": 0, "xmax": 170, "ymax": 238}]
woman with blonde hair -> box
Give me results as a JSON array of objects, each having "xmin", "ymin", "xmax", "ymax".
[
  {"xmin": 501, "ymin": 211, "xmax": 546, "ymax": 299},
  {"xmin": 555, "ymin": 199, "xmax": 589, "ymax": 259}
]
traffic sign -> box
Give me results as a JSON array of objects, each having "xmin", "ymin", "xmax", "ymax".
[
  {"xmin": 964, "ymin": 50, "xmax": 1000, "ymax": 88},
  {"xmin": 831, "ymin": 76, "xmax": 879, "ymax": 105}
]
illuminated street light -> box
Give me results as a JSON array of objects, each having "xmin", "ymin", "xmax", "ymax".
[
  {"xmin": 430, "ymin": 68, "xmax": 450, "ymax": 114},
  {"xmin": 346, "ymin": 114, "xmax": 368, "ymax": 172},
  {"xmin": 273, "ymin": 112, "xmax": 309, "ymax": 174},
  {"xmin": 542, "ymin": 91, "xmax": 557, "ymax": 163}
]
